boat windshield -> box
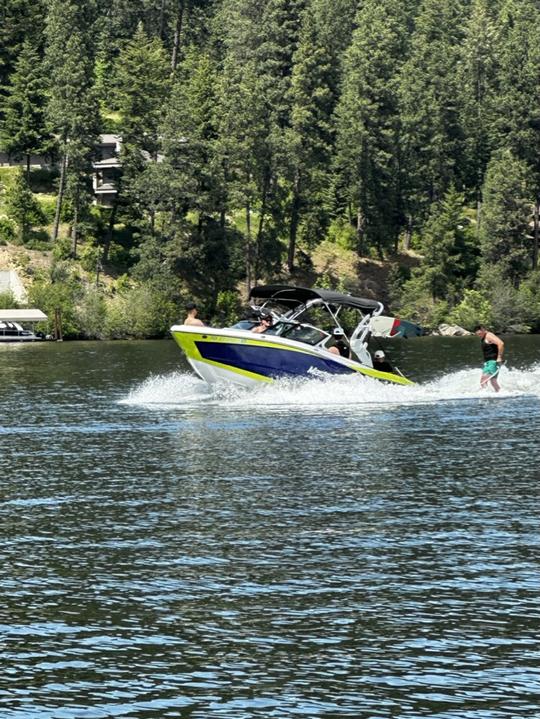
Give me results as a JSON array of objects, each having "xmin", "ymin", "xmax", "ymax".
[{"xmin": 273, "ymin": 321, "xmax": 328, "ymax": 346}]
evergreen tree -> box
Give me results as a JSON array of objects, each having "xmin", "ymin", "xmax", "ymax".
[
  {"xmin": 416, "ymin": 186, "xmax": 477, "ymax": 302},
  {"xmin": 492, "ymin": 0, "xmax": 540, "ymax": 269},
  {"xmin": 5, "ymin": 168, "xmax": 45, "ymax": 242},
  {"xmin": 398, "ymin": 0, "xmax": 467, "ymax": 231},
  {"xmin": 218, "ymin": 58, "xmax": 271, "ymax": 290},
  {"xmin": 0, "ymin": 0, "xmax": 47, "ymax": 96},
  {"xmin": 45, "ymin": 0, "xmax": 100, "ymax": 253},
  {"xmin": 216, "ymin": 0, "xmax": 278, "ymax": 289},
  {"xmin": 285, "ymin": 0, "xmax": 353, "ymax": 270},
  {"xmin": 0, "ymin": 39, "xmax": 49, "ymax": 176},
  {"xmin": 158, "ymin": 50, "xmax": 238, "ymax": 307},
  {"xmin": 456, "ymin": 0, "xmax": 498, "ymax": 204},
  {"xmin": 257, "ymin": 0, "xmax": 305, "ymax": 134},
  {"xmin": 257, "ymin": 0, "xmax": 305, "ymax": 264},
  {"xmin": 334, "ymin": 0, "xmax": 409, "ymax": 256},
  {"xmin": 480, "ymin": 149, "xmax": 532, "ymax": 287},
  {"xmin": 114, "ymin": 24, "xmax": 170, "ymax": 179}
]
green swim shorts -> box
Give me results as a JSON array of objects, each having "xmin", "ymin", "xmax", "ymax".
[{"xmin": 482, "ymin": 359, "xmax": 499, "ymax": 375}]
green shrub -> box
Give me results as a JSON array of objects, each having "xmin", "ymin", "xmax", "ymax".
[
  {"xmin": 516, "ymin": 271, "xmax": 540, "ymax": 332},
  {"xmin": 36, "ymin": 194, "xmax": 57, "ymax": 223},
  {"xmin": 0, "ymin": 217, "xmax": 16, "ymax": 244},
  {"xmin": 52, "ymin": 236, "xmax": 73, "ymax": 261},
  {"xmin": 0, "ymin": 167, "xmax": 17, "ymax": 186},
  {"xmin": 326, "ymin": 218, "xmax": 357, "ymax": 251},
  {"xmin": 0, "ymin": 290, "xmax": 19, "ymax": 309},
  {"xmin": 214, "ymin": 289, "xmax": 241, "ymax": 326},
  {"xmin": 107, "ymin": 241, "xmax": 131, "ymax": 268},
  {"xmin": 448, "ymin": 290, "xmax": 492, "ymax": 330},
  {"xmin": 80, "ymin": 243, "xmax": 102, "ymax": 273},
  {"xmin": 29, "ymin": 168, "xmax": 59, "ymax": 193},
  {"xmin": 27, "ymin": 279, "xmax": 81, "ymax": 338},
  {"xmin": 75, "ymin": 288, "xmax": 107, "ymax": 339},
  {"xmin": 398, "ymin": 273, "xmax": 449, "ymax": 329},
  {"xmin": 104, "ymin": 284, "xmax": 178, "ymax": 339}
]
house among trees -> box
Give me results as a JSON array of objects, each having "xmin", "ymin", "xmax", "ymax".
[
  {"xmin": 1, "ymin": 134, "xmax": 122, "ymax": 207},
  {"xmin": 92, "ymin": 134, "xmax": 122, "ymax": 207}
]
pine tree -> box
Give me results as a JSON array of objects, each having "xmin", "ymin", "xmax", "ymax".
[
  {"xmin": 285, "ymin": 0, "xmax": 354, "ymax": 270},
  {"xmin": 114, "ymin": 24, "xmax": 170, "ymax": 179},
  {"xmin": 334, "ymin": 0, "xmax": 409, "ymax": 256},
  {"xmin": 0, "ymin": 0, "xmax": 47, "ymax": 94},
  {"xmin": 215, "ymin": 0, "xmax": 277, "ymax": 289},
  {"xmin": 5, "ymin": 168, "xmax": 45, "ymax": 242},
  {"xmin": 492, "ymin": 0, "xmax": 540, "ymax": 269},
  {"xmin": 1, "ymin": 39, "xmax": 49, "ymax": 177},
  {"xmin": 398, "ymin": 0, "xmax": 468, "ymax": 230},
  {"xmin": 480, "ymin": 149, "xmax": 532, "ymax": 287},
  {"xmin": 456, "ymin": 0, "xmax": 498, "ymax": 204},
  {"xmin": 45, "ymin": 0, "xmax": 100, "ymax": 254},
  {"xmin": 158, "ymin": 50, "xmax": 237, "ymax": 306},
  {"xmin": 416, "ymin": 186, "xmax": 477, "ymax": 302}
]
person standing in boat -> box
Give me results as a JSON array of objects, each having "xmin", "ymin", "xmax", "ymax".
[
  {"xmin": 474, "ymin": 324, "xmax": 504, "ymax": 392},
  {"xmin": 184, "ymin": 302, "xmax": 205, "ymax": 326}
]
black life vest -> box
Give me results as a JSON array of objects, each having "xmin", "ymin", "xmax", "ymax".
[
  {"xmin": 335, "ymin": 340, "xmax": 349, "ymax": 358},
  {"xmin": 481, "ymin": 336, "xmax": 498, "ymax": 361}
]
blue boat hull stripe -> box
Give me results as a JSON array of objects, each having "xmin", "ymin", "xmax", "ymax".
[{"xmin": 195, "ymin": 341, "xmax": 355, "ymax": 378}]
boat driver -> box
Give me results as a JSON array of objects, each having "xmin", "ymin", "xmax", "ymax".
[
  {"xmin": 328, "ymin": 328, "xmax": 350, "ymax": 358},
  {"xmin": 251, "ymin": 312, "xmax": 274, "ymax": 333}
]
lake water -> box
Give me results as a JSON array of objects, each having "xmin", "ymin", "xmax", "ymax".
[{"xmin": 1, "ymin": 337, "xmax": 539, "ymax": 718}]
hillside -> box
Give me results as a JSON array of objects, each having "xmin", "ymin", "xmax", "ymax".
[{"xmin": 0, "ymin": 237, "xmax": 420, "ymax": 315}]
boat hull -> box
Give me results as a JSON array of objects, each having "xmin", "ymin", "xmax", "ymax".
[{"xmin": 170, "ymin": 325, "xmax": 413, "ymax": 388}]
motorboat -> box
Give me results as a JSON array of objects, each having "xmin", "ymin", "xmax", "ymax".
[
  {"xmin": 171, "ymin": 285, "xmax": 414, "ymax": 387},
  {"xmin": 0, "ymin": 320, "xmax": 43, "ymax": 342},
  {"xmin": 170, "ymin": 285, "xmax": 414, "ymax": 388}
]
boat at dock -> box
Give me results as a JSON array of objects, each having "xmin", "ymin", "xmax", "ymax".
[
  {"xmin": 0, "ymin": 320, "xmax": 43, "ymax": 342},
  {"xmin": 0, "ymin": 310, "xmax": 48, "ymax": 343}
]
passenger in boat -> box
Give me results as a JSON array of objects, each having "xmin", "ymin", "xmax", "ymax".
[
  {"xmin": 328, "ymin": 328, "xmax": 350, "ymax": 358},
  {"xmin": 251, "ymin": 312, "xmax": 274, "ymax": 333},
  {"xmin": 184, "ymin": 302, "xmax": 205, "ymax": 326},
  {"xmin": 373, "ymin": 350, "xmax": 393, "ymax": 373}
]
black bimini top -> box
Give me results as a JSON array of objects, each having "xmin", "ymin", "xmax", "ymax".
[{"xmin": 249, "ymin": 285, "xmax": 381, "ymax": 312}]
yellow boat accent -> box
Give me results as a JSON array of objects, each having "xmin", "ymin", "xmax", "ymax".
[{"xmin": 171, "ymin": 329, "xmax": 413, "ymax": 386}]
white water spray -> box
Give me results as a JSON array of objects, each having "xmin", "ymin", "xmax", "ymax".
[{"xmin": 121, "ymin": 362, "xmax": 540, "ymax": 409}]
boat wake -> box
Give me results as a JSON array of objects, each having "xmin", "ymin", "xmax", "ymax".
[{"xmin": 121, "ymin": 362, "xmax": 540, "ymax": 410}]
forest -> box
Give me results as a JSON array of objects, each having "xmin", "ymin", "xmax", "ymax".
[{"xmin": 1, "ymin": 0, "xmax": 540, "ymax": 338}]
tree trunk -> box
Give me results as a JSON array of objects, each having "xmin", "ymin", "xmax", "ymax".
[
  {"xmin": 159, "ymin": 0, "xmax": 166, "ymax": 39},
  {"xmin": 26, "ymin": 154, "xmax": 31, "ymax": 182},
  {"xmin": 71, "ymin": 199, "xmax": 78, "ymax": 258},
  {"xmin": 287, "ymin": 171, "xmax": 301, "ymax": 273},
  {"xmin": 403, "ymin": 215, "xmax": 412, "ymax": 251},
  {"xmin": 254, "ymin": 170, "xmax": 270, "ymax": 286},
  {"xmin": 245, "ymin": 200, "xmax": 252, "ymax": 295},
  {"xmin": 171, "ymin": 0, "xmax": 186, "ymax": 71},
  {"xmin": 356, "ymin": 207, "xmax": 366, "ymax": 255},
  {"xmin": 533, "ymin": 197, "xmax": 539, "ymax": 271},
  {"xmin": 52, "ymin": 151, "xmax": 68, "ymax": 243},
  {"xmin": 102, "ymin": 199, "xmax": 118, "ymax": 265}
]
